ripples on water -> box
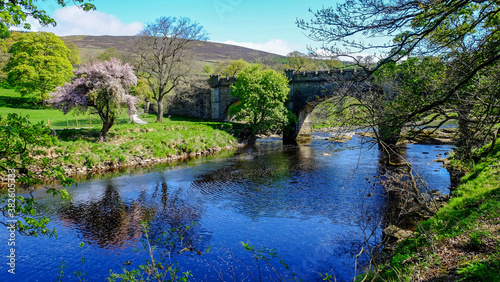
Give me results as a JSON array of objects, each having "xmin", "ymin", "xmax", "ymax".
[{"xmin": 0, "ymin": 133, "xmax": 452, "ymax": 281}]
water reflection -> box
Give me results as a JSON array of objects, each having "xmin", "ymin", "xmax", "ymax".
[{"xmin": 58, "ymin": 180, "xmax": 151, "ymax": 248}]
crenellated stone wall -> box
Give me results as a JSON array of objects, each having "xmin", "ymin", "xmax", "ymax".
[{"xmin": 167, "ymin": 69, "xmax": 368, "ymax": 139}]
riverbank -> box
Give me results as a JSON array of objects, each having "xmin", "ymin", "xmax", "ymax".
[
  {"xmin": 40, "ymin": 120, "xmax": 244, "ymax": 178},
  {"xmin": 360, "ymin": 143, "xmax": 500, "ymax": 281}
]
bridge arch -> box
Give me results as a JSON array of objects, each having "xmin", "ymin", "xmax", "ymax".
[
  {"xmin": 284, "ymin": 69, "xmax": 366, "ymax": 140},
  {"xmin": 208, "ymin": 69, "xmax": 367, "ymax": 140}
]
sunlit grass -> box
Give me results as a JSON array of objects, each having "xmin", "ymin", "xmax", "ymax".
[
  {"xmin": 367, "ymin": 143, "xmax": 500, "ymax": 281},
  {"xmin": 1, "ymin": 88, "xmax": 242, "ymax": 168},
  {"xmin": 55, "ymin": 121, "xmax": 239, "ymax": 167},
  {"xmin": 0, "ymin": 88, "xmax": 130, "ymax": 128}
]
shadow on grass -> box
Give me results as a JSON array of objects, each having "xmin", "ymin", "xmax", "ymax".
[
  {"xmin": 0, "ymin": 94, "xmax": 46, "ymax": 109},
  {"xmin": 204, "ymin": 122, "xmax": 249, "ymax": 141},
  {"xmin": 156, "ymin": 114, "xmax": 250, "ymax": 141},
  {"xmin": 55, "ymin": 128, "xmax": 102, "ymax": 142}
]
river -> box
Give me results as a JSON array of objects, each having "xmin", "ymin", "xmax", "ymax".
[{"xmin": 0, "ymin": 132, "xmax": 452, "ymax": 281}]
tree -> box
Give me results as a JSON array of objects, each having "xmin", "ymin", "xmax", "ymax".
[
  {"xmin": 131, "ymin": 76, "xmax": 154, "ymax": 113},
  {"xmin": 98, "ymin": 46, "xmax": 123, "ymax": 61},
  {"xmin": 298, "ymin": 1, "xmax": 500, "ymax": 159},
  {"xmin": 322, "ymin": 59, "xmax": 343, "ymax": 70},
  {"xmin": 0, "ymin": 1, "xmax": 95, "ymax": 38},
  {"xmin": 0, "ymin": 113, "xmax": 72, "ymax": 236},
  {"xmin": 219, "ymin": 59, "xmax": 249, "ymax": 76},
  {"xmin": 286, "ymin": 51, "xmax": 316, "ymax": 71},
  {"xmin": 228, "ymin": 64, "xmax": 295, "ymax": 142},
  {"xmin": 134, "ymin": 16, "xmax": 208, "ymax": 122},
  {"xmin": 3, "ymin": 32, "xmax": 73, "ymax": 102},
  {"xmin": 50, "ymin": 58, "xmax": 138, "ymax": 140},
  {"xmin": 202, "ymin": 64, "xmax": 213, "ymax": 76},
  {"xmin": 63, "ymin": 40, "xmax": 81, "ymax": 65}
]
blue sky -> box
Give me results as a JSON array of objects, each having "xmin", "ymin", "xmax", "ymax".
[{"xmin": 28, "ymin": 0, "xmax": 378, "ymax": 56}]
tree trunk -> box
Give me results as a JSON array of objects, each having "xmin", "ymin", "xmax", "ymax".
[
  {"xmin": 99, "ymin": 120, "xmax": 114, "ymax": 141},
  {"xmin": 378, "ymin": 123, "xmax": 402, "ymax": 165},
  {"xmin": 156, "ymin": 99, "xmax": 163, "ymax": 122}
]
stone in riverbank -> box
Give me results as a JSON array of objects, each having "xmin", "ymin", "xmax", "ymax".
[{"xmin": 383, "ymin": 225, "xmax": 413, "ymax": 244}]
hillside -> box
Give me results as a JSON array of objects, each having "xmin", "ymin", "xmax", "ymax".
[{"xmin": 62, "ymin": 35, "xmax": 283, "ymax": 63}]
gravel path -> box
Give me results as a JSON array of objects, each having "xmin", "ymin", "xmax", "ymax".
[{"xmin": 131, "ymin": 114, "xmax": 148, "ymax": 124}]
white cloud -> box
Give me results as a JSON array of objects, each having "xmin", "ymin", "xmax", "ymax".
[
  {"xmin": 223, "ymin": 39, "xmax": 301, "ymax": 56},
  {"xmin": 17, "ymin": 6, "xmax": 143, "ymax": 36}
]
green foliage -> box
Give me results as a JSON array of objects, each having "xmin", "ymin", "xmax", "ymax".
[
  {"xmin": 56, "ymin": 260, "xmax": 68, "ymax": 282},
  {"xmin": 0, "ymin": 1, "xmax": 95, "ymax": 38},
  {"xmin": 217, "ymin": 58, "xmax": 249, "ymax": 76},
  {"xmin": 0, "ymin": 113, "xmax": 73, "ymax": 236},
  {"xmin": 469, "ymin": 231, "xmax": 486, "ymax": 250},
  {"xmin": 98, "ymin": 46, "xmax": 123, "ymax": 61},
  {"xmin": 285, "ymin": 51, "xmax": 317, "ymax": 71},
  {"xmin": 63, "ymin": 41, "xmax": 81, "ymax": 65},
  {"xmin": 228, "ymin": 64, "xmax": 295, "ymax": 137},
  {"xmin": 107, "ymin": 221, "xmax": 196, "ymax": 282},
  {"xmin": 311, "ymin": 96, "xmax": 368, "ymax": 128},
  {"xmin": 0, "ymin": 113, "xmax": 72, "ymax": 186},
  {"xmin": 130, "ymin": 77, "xmax": 153, "ymax": 105},
  {"xmin": 202, "ymin": 64, "xmax": 213, "ymax": 75},
  {"xmin": 3, "ymin": 32, "xmax": 74, "ymax": 102},
  {"xmin": 457, "ymin": 260, "xmax": 500, "ymax": 281},
  {"xmin": 74, "ymin": 242, "xmax": 87, "ymax": 281},
  {"xmin": 370, "ymin": 142, "xmax": 500, "ymax": 281},
  {"xmin": 240, "ymin": 241, "xmax": 298, "ymax": 281}
]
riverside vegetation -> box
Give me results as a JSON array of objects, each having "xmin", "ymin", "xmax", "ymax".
[{"xmin": 356, "ymin": 143, "xmax": 500, "ymax": 282}]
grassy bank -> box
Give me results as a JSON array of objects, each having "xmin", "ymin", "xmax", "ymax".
[
  {"xmin": 1, "ymin": 88, "xmax": 242, "ymax": 174},
  {"xmin": 54, "ymin": 120, "xmax": 240, "ymax": 170},
  {"xmin": 362, "ymin": 144, "xmax": 500, "ymax": 281}
]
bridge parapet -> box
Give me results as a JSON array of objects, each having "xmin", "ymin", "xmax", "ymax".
[
  {"xmin": 285, "ymin": 69, "xmax": 362, "ymax": 83},
  {"xmin": 209, "ymin": 75, "xmax": 237, "ymax": 88},
  {"xmin": 206, "ymin": 69, "xmax": 367, "ymax": 138}
]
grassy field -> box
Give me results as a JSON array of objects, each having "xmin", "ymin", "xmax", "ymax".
[
  {"xmin": 0, "ymin": 88, "xmax": 131, "ymax": 128},
  {"xmin": 362, "ymin": 144, "xmax": 500, "ymax": 281},
  {"xmin": 1, "ymin": 88, "xmax": 242, "ymax": 169},
  {"xmin": 56, "ymin": 120, "xmax": 239, "ymax": 168}
]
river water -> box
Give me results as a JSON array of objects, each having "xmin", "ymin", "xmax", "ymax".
[{"xmin": 0, "ymin": 133, "xmax": 452, "ymax": 281}]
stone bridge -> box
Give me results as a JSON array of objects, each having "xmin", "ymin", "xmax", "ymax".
[{"xmin": 166, "ymin": 69, "xmax": 368, "ymax": 140}]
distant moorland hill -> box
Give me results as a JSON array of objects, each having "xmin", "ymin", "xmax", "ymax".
[{"xmin": 62, "ymin": 35, "xmax": 283, "ymax": 63}]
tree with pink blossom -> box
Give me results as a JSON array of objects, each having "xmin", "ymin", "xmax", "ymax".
[{"xmin": 50, "ymin": 58, "xmax": 138, "ymax": 140}]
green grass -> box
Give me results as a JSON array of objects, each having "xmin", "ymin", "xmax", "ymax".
[
  {"xmin": 0, "ymin": 88, "xmax": 242, "ymax": 169},
  {"xmin": 0, "ymin": 89, "xmax": 130, "ymax": 128},
  {"xmin": 364, "ymin": 143, "xmax": 500, "ymax": 281},
  {"xmin": 54, "ymin": 121, "xmax": 239, "ymax": 168}
]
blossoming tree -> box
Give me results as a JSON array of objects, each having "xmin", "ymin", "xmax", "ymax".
[{"xmin": 50, "ymin": 58, "xmax": 138, "ymax": 140}]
